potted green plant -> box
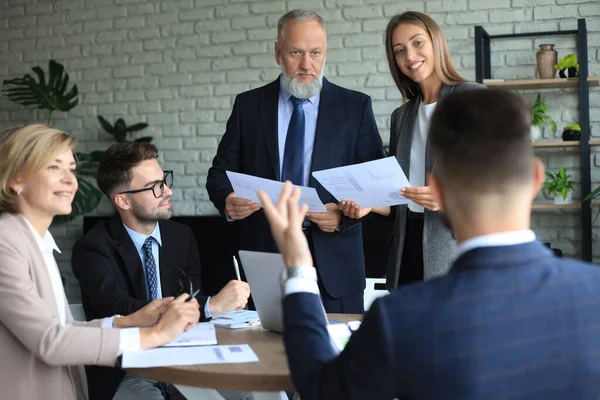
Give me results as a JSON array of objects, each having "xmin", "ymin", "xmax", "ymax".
[
  {"xmin": 554, "ymin": 53, "xmax": 579, "ymax": 79},
  {"xmin": 544, "ymin": 166, "xmax": 575, "ymax": 205},
  {"xmin": 97, "ymin": 116, "xmax": 152, "ymax": 143},
  {"xmin": 562, "ymin": 123, "xmax": 581, "ymax": 142},
  {"xmin": 2, "ymin": 60, "xmax": 102, "ymax": 222},
  {"xmin": 583, "ymin": 186, "xmax": 600, "ymax": 222},
  {"xmin": 531, "ymin": 94, "xmax": 557, "ymax": 141}
]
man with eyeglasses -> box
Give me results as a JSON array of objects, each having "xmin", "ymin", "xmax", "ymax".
[{"xmin": 71, "ymin": 143, "xmax": 251, "ymax": 400}]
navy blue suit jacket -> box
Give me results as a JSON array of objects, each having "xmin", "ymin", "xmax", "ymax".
[
  {"xmin": 283, "ymin": 241, "xmax": 600, "ymax": 399},
  {"xmin": 206, "ymin": 77, "xmax": 384, "ymax": 300}
]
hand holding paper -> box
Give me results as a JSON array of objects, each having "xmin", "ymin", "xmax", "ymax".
[
  {"xmin": 312, "ymin": 157, "xmax": 414, "ymax": 208},
  {"xmin": 226, "ymin": 171, "xmax": 326, "ymax": 212}
]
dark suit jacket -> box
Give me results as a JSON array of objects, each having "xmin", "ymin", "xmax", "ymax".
[
  {"xmin": 71, "ymin": 215, "xmax": 208, "ymax": 400},
  {"xmin": 283, "ymin": 241, "xmax": 600, "ymax": 399},
  {"xmin": 206, "ymin": 76, "xmax": 384, "ymax": 300}
]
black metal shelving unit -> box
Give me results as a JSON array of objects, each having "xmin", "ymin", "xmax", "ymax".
[{"xmin": 474, "ymin": 19, "xmax": 593, "ymax": 262}]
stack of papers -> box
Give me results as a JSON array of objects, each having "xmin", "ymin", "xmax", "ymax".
[
  {"xmin": 122, "ymin": 344, "xmax": 259, "ymax": 368},
  {"xmin": 162, "ymin": 322, "xmax": 217, "ymax": 347},
  {"xmin": 212, "ymin": 310, "xmax": 261, "ymax": 329}
]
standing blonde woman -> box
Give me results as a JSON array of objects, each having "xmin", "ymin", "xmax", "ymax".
[
  {"xmin": 0, "ymin": 124, "xmax": 200, "ymax": 400},
  {"xmin": 339, "ymin": 12, "xmax": 484, "ymax": 289}
]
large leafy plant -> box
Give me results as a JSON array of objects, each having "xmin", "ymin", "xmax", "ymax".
[
  {"xmin": 2, "ymin": 60, "xmax": 101, "ymax": 222},
  {"xmin": 97, "ymin": 116, "xmax": 152, "ymax": 143},
  {"xmin": 2, "ymin": 59, "xmax": 78, "ymax": 124},
  {"xmin": 531, "ymin": 94, "xmax": 557, "ymax": 134},
  {"xmin": 544, "ymin": 166, "xmax": 575, "ymax": 200}
]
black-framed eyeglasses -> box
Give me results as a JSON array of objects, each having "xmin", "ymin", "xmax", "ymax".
[{"xmin": 118, "ymin": 170, "xmax": 173, "ymax": 198}]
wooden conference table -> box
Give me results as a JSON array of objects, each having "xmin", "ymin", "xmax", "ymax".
[{"xmin": 126, "ymin": 313, "xmax": 360, "ymax": 400}]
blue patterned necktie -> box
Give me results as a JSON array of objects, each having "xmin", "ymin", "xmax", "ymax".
[
  {"xmin": 142, "ymin": 237, "xmax": 159, "ymax": 301},
  {"xmin": 282, "ymin": 97, "xmax": 307, "ymax": 185},
  {"xmin": 141, "ymin": 237, "xmax": 169, "ymax": 399}
]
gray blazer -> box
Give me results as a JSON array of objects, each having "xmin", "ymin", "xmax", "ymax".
[
  {"xmin": 386, "ymin": 82, "xmax": 486, "ymax": 290},
  {"xmin": 0, "ymin": 213, "xmax": 120, "ymax": 400}
]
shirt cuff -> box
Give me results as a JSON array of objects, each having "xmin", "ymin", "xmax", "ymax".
[
  {"xmin": 224, "ymin": 211, "xmax": 234, "ymax": 222},
  {"xmin": 101, "ymin": 316, "xmax": 114, "ymax": 328},
  {"xmin": 118, "ymin": 328, "xmax": 141, "ymax": 356},
  {"xmin": 285, "ymin": 277, "xmax": 320, "ymax": 296},
  {"xmin": 205, "ymin": 296, "xmax": 212, "ymax": 318}
]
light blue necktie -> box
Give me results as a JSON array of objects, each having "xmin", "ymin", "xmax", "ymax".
[{"xmin": 282, "ymin": 97, "xmax": 307, "ymax": 185}]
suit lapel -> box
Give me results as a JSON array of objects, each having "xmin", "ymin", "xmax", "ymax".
[
  {"xmin": 397, "ymin": 96, "xmax": 420, "ymax": 178},
  {"xmin": 157, "ymin": 222, "xmax": 175, "ymax": 298},
  {"xmin": 109, "ymin": 216, "xmax": 148, "ymax": 301},
  {"xmin": 259, "ymin": 78, "xmax": 281, "ymax": 181},
  {"xmin": 311, "ymin": 78, "xmax": 343, "ymax": 179},
  {"xmin": 14, "ymin": 214, "xmax": 60, "ymax": 320}
]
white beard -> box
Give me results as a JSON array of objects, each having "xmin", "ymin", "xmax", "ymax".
[{"xmin": 281, "ymin": 62, "xmax": 325, "ymax": 99}]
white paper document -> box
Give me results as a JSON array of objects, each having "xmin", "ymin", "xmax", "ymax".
[
  {"xmin": 226, "ymin": 171, "xmax": 326, "ymax": 212},
  {"xmin": 212, "ymin": 310, "xmax": 261, "ymax": 329},
  {"xmin": 161, "ymin": 322, "xmax": 217, "ymax": 347},
  {"xmin": 122, "ymin": 344, "xmax": 259, "ymax": 368},
  {"xmin": 312, "ymin": 157, "xmax": 413, "ymax": 208}
]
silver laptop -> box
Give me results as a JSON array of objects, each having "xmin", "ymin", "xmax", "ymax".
[{"xmin": 238, "ymin": 250, "xmax": 286, "ymax": 333}]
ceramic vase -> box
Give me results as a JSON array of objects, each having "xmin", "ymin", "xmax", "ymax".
[{"xmin": 536, "ymin": 44, "xmax": 557, "ymax": 79}]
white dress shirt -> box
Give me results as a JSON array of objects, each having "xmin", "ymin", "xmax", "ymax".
[
  {"xmin": 23, "ymin": 216, "xmax": 140, "ymax": 355},
  {"xmin": 408, "ymin": 101, "xmax": 437, "ymax": 213},
  {"xmin": 453, "ymin": 230, "xmax": 537, "ymax": 261}
]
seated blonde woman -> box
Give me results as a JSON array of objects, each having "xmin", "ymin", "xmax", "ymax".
[{"xmin": 0, "ymin": 124, "xmax": 200, "ymax": 400}]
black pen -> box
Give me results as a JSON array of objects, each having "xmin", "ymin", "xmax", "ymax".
[{"xmin": 185, "ymin": 289, "xmax": 200, "ymax": 302}]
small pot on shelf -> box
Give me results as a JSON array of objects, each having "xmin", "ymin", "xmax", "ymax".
[
  {"xmin": 558, "ymin": 67, "xmax": 578, "ymax": 79},
  {"xmin": 554, "ymin": 191, "xmax": 572, "ymax": 205},
  {"xmin": 530, "ymin": 125, "xmax": 541, "ymax": 142},
  {"xmin": 562, "ymin": 129, "xmax": 581, "ymax": 141}
]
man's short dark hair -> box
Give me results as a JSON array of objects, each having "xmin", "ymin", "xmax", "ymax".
[
  {"xmin": 429, "ymin": 88, "xmax": 533, "ymax": 192},
  {"xmin": 96, "ymin": 142, "xmax": 158, "ymax": 198}
]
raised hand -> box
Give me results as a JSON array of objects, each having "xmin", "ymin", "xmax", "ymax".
[{"xmin": 257, "ymin": 182, "xmax": 312, "ymax": 268}]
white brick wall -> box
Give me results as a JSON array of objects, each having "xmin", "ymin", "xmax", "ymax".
[{"xmin": 0, "ymin": 0, "xmax": 599, "ymax": 301}]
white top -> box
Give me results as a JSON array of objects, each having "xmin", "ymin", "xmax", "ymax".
[
  {"xmin": 23, "ymin": 216, "xmax": 140, "ymax": 355},
  {"xmin": 408, "ymin": 101, "xmax": 437, "ymax": 213}
]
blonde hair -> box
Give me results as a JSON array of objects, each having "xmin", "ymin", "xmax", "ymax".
[
  {"xmin": 0, "ymin": 124, "xmax": 76, "ymax": 214},
  {"xmin": 385, "ymin": 11, "xmax": 466, "ymax": 101}
]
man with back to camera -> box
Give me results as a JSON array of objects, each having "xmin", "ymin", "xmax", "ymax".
[
  {"xmin": 72, "ymin": 143, "xmax": 251, "ymax": 400},
  {"xmin": 206, "ymin": 9, "xmax": 385, "ymax": 314},
  {"xmin": 259, "ymin": 89, "xmax": 600, "ymax": 399}
]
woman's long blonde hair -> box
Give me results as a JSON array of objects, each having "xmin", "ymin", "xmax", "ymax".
[
  {"xmin": 385, "ymin": 11, "xmax": 466, "ymax": 101},
  {"xmin": 0, "ymin": 124, "xmax": 76, "ymax": 214}
]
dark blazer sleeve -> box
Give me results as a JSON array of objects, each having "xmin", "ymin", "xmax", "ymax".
[
  {"xmin": 340, "ymin": 95, "xmax": 385, "ymax": 232},
  {"xmin": 283, "ymin": 292, "xmax": 396, "ymax": 399},
  {"xmin": 206, "ymin": 94, "xmax": 242, "ymax": 217},
  {"xmin": 180, "ymin": 224, "xmax": 210, "ymax": 321},
  {"xmin": 72, "ymin": 237, "xmax": 146, "ymax": 317}
]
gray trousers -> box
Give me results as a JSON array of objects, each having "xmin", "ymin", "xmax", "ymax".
[{"xmin": 113, "ymin": 373, "xmax": 254, "ymax": 400}]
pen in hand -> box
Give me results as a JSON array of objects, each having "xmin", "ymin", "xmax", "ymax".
[
  {"xmin": 185, "ymin": 289, "xmax": 200, "ymax": 302},
  {"xmin": 232, "ymin": 255, "xmax": 242, "ymax": 281}
]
